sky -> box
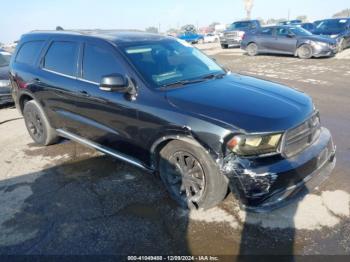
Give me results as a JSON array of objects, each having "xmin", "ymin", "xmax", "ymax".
[{"xmin": 0, "ymin": 0, "xmax": 349, "ymax": 43}]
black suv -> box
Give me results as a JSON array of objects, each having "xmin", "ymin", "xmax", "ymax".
[{"xmin": 10, "ymin": 30, "xmax": 336, "ymax": 211}]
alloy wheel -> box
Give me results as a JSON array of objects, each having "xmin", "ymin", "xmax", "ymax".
[{"xmin": 165, "ymin": 151, "xmax": 206, "ymax": 209}]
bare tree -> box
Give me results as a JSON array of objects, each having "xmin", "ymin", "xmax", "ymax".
[{"xmin": 243, "ymin": 0, "xmax": 254, "ymax": 19}]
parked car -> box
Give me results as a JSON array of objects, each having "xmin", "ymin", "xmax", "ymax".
[
  {"xmin": 241, "ymin": 25, "xmax": 338, "ymax": 58},
  {"xmin": 177, "ymin": 32, "xmax": 204, "ymax": 44},
  {"xmin": 0, "ymin": 51, "xmax": 13, "ymax": 105},
  {"xmin": 278, "ymin": 20, "xmax": 302, "ymax": 26},
  {"xmin": 10, "ymin": 30, "xmax": 336, "ymax": 211},
  {"xmin": 203, "ymin": 33, "xmax": 219, "ymax": 43},
  {"xmin": 220, "ymin": 20, "xmax": 261, "ymax": 49},
  {"xmin": 299, "ymin": 22, "xmax": 316, "ymax": 32},
  {"xmin": 312, "ymin": 18, "xmax": 350, "ymax": 51}
]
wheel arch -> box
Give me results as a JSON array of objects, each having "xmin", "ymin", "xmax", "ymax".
[
  {"xmin": 150, "ymin": 133, "xmax": 214, "ymax": 171},
  {"xmin": 18, "ymin": 92, "xmax": 35, "ymax": 114}
]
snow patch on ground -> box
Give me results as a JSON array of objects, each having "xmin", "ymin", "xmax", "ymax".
[{"xmin": 186, "ymin": 190, "xmax": 350, "ymax": 231}]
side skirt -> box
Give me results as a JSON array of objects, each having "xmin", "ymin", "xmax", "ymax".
[{"xmin": 56, "ymin": 129, "xmax": 154, "ymax": 173}]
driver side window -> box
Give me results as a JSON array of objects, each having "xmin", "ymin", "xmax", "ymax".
[
  {"xmin": 276, "ymin": 28, "xmax": 290, "ymax": 36},
  {"xmin": 82, "ymin": 43, "xmax": 124, "ymax": 84}
]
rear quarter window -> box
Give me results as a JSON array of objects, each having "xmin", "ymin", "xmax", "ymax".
[
  {"xmin": 43, "ymin": 41, "xmax": 79, "ymax": 76},
  {"xmin": 15, "ymin": 41, "xmax": 45, "ymax": 66}
]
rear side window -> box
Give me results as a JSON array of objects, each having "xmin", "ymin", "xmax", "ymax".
[
  {"xmin": 44, "ymin": 41, "xmax": 79, "ymax": 76},
  {"xmin": 15, "ymin": 41, "xmax": 45, "ymax": 65},
  {"xmin": 82, "ymin": 43, "xmax": 124, "ymax": 83}
]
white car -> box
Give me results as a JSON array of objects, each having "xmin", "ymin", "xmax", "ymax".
[{"xmin": 203, "ymin": 33, "xmax": 219, "ymax": 43}]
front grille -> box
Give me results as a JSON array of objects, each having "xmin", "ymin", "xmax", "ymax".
[
  {"xmin": 283, "ymin": 112, "xmax": 321, "ymax": 158},
  {"xmin": 224, "ymin": 31, "xmax": 239, "ymax": 38}
]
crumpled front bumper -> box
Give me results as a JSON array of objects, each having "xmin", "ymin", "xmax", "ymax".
[
  {"xmin": 222, "ymin": 127, "xmax": 336, "ymax": 212},
  {"xmin": 313, "ymin": 44, "xmax": 338, "ymax": 57}
]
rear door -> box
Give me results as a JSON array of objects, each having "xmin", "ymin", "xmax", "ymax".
[
  {"xmin": 256, "ymin": 27, "xmax": 275, "ymax": 51},
  {"xmin": 36, "ymin": 38, "xmax": 83, "ymax": 129},
  {"xmin": 274, "ymin": 27, "xmax": 297, "ymax": 54}
]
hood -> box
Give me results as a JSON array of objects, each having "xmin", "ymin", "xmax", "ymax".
[
  {"xmin": 166, "ymin": 74, "xmax": 313, "ymax": 133},
  {"xmin": 299, "ymin": 35, "xmax": 337, "ymax": 44},
  {"xmin": 0, "ymin": 65, "xmax": 9, "ymax": 80}
]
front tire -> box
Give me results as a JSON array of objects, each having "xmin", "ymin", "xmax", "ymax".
[
  {"xmin": 159, "ymin": 140, "xmax": 228, "ymax": 210},
  {"xmin": 338, "ymin": 38, "xmax": 347, "ymax": 52},
  {"xmin": 23, "ymin": 100, "xmax": 59, "ymax": 146},
  {"xmin": 221, "ymin": 44, "xmax": 228, "ymax": 49},
  {"xmin": 297, "ymin": 44, "xmax": 313, "ymax": 59}
]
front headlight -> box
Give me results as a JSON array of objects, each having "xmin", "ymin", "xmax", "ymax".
[
  {"xmin": 227, "ymin": 133, "xmax": 282, "ymax": 156},
  {"xmin": 0, "ymin": 80, "xmax": 10, "ymax": 88},
  {"xmin": 311, "ymin": 41, "xmax": 329, "ymax": 48},
  {"xmin": 330, "ymin": 34, "xmax": 338, "ymax": 38}
]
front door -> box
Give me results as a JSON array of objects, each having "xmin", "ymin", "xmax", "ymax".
[
  {"xmin": 73, "ymin": 39, "xmax": 143, "ymax": 159},
  {"xmin": 274, "ymin": 27, "xmax": 298, "ymax": 54}
]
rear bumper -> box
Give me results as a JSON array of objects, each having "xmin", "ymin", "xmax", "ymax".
[{"xmin": 223, "ymin": 127, "xmax": 336, "ymax": 212}]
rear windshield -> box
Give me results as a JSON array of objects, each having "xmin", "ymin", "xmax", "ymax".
[{"xmin": 229, "ymin": 21, "xmax": 256, "ymax": 30}]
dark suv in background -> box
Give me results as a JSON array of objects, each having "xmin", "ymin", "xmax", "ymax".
[
  {"xmin": 10, "ymin": 30, "xmax": 335, "ymax": 211},
  {"xmin": 220, "ymin": 20, "xmax": 261, "ymax": 49},
  {"xmin": 312, "ymin": 18, "xmax": 350, "ymax": 51}
]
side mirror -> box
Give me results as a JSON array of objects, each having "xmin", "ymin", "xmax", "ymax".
[
  {"xmin": 99, "ymin": 74, "xmax": 129, "ymax": 92},
  {"xmin": 287, "ymin": 33, "xmax": 295, "ymax": 38}
]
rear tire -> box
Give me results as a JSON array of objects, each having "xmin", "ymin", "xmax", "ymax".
[
  {"xmin": 246, "ymin": 43, "xmax": 258, "ymax": 56},
  {"xmin": 23, "ymin": 100, "xmax": 59, "ymax": 146},
  {"xmin": 297, "ymin": 44, "xmax": 313, "ymax": 59},
  {"xmin": 159, "ymin": 140, "xmax": 229, "ymax": 210},
  {"xmin": 221, "ymin": 44, "xmax": 229, "ymax": 49}
]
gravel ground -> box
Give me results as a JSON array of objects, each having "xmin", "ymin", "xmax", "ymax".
[{"xmin": 0, "ymin": 44, "xmax": 350, "ymax": 257}]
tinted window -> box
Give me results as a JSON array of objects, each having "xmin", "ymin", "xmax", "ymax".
[
  {"xmin": 229, "ymin": 21, "xmax": 255, "ymax": 30},
  {"xmin": 82, "ymin": 43, "xmax": 124, "ymax": 83},
  {"xmin": 122, "ymin": 39, "xmax": 224, "ymax": 87},
  {"xmin": 260, "ymin": 28, "xmax": 273, "ymax": 35},
  {"xmin": 15, "ymin": 41, "xmax": 44, "ymax": 65},
  {"xmin": 44, "ymin": 41, "xmax": 79, "ymax": 76},
  {"xmin": 276, "ymin": 28, "xmax": 290, "ymax": 36}
]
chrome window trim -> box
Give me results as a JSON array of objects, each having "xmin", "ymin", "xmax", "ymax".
[{"xmin": 42, "ymin": 68, "xmax": 77, "ymax": 80}]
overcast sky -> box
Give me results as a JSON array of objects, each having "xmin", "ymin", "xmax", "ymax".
[{"xmin": 1, "ymin": 0, "xmax": 349, "ymax": 43}]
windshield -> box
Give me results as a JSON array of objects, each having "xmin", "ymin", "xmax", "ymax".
[
  {"xmin": 122, "ymin": 39, "xmax": 225, "ymax": 88},
  {"xmin": 289, "ymin": 27, "xmax": 313, "ymax": 36},
  {"xmin": 316, "ymin": 19, "xmax": 349, "ymax": 31},
  {"xmin": 229, "ymin": 22, "xmax": 254, "ymax": 30},
  {"xmin": 0, "ymin": 52, "xmax": 11, "ymax": 67}
]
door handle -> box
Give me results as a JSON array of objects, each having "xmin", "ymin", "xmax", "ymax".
[{"xmin": 79, "ymin": 90, "xmax": 91, "ymax": 97}]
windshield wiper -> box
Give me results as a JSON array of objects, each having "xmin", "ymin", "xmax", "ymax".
[
  {"xmin": 160, "ymin": 78, "xmax": 207, "ymax": 88},
  {"xmin": 201, "ymin": 72, "xmax": 227, "ymax": 80},
  {"xmin": 160, "ymin": 72, "xmax": 227, "ymax": 89}
]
